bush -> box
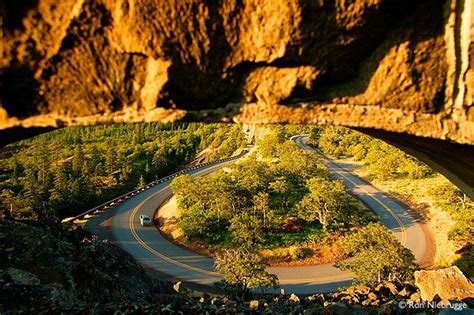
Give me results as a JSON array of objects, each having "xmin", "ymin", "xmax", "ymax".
[
  {"xmin": 289, "ymin": 246, "xmax": 307, "ymax": 260},
  {"xmin": 402, "ymin": 158, "xmax": 432, "ymax": 179}
]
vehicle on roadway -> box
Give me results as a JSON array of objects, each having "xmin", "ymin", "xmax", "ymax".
[{"xmin": 139, "ymin": 214, "xmax": 152, "ymax": 226}]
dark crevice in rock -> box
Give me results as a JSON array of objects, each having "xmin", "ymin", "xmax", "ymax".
[
  {"xmin": 1, "ymin": 64, "xmax": 43, "ymax": 118},
  {"xmin": 0, "ymin": 0, "xmax": 39, "ymax": 32},
  {"xmin": 158, "ymin": 2, "xmax": 236, "ymax": 110}
]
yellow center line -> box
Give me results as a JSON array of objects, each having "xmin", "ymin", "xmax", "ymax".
[
  {"xmin": 322, "ymin": 158, "xmax": 407, "ymax": 246},
  {"xmin": 299, "ymin": 138, "xmax": 407, "ymax": 246},
  {"xmin": 129, "ymin": 186, "xmax": 222, "ymax": 277},
  {"xmin": 127, "ymin": 151, "xmax": 406, "ymax": 284}
]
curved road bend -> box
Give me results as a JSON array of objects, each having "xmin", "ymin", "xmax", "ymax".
[{"xmin": 86, "ymin": 138, "xmax": 429, "ymax": 294}]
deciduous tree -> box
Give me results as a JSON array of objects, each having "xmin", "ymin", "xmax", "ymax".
[
  {"xmin": 297, "ymin": 178, "xmax": 357, "ymax": 230},
  {"xmin": 215, "ymin": 249, "xmax": 278, "ymax": 299},
  {"xmin": 335, "ymin": 223, "xmax": 417, "ymax": 286}
]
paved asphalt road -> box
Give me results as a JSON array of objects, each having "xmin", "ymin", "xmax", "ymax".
[{"xmin": 86, "ymin": 136, "xmax": 429, "ymax": 294}]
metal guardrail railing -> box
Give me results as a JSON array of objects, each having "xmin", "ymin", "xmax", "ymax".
[{"xmin": 65, "ymin": 150, "xmax": 248, "ymax": 223}]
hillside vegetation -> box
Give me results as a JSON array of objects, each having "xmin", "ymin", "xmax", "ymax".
[
  {"xmin": 0, "ymin": 123, "xmax": 245, "ymax": 221},
  {"xmin": 311, "ymin": 125, "xmax": 474, "ymax": 278}
]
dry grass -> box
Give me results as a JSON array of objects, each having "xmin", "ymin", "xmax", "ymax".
[
  {"xmin": 354, "ymin": 168, "xmax": 459, "ymax": 267},
  {"xmin": 261, "ymin": 237, "xmax": 345, "ymax": 266}
]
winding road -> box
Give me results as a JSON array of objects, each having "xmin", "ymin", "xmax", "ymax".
[{"xmin": 85, "ymin": 135, "xmax": 430, "ymax": 294}]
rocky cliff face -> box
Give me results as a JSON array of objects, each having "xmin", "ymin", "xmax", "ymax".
[{"xmin": 1, "ymin": 0, "xmax": 473, "ymax": 144}]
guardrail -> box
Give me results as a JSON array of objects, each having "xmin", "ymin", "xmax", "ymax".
[{"xmin": 64, "ymin": 150, "xmax": 249, "ymax": 223}]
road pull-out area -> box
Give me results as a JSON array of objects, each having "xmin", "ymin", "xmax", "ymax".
[{"xmin": 86, "ymin": 137, "xmax": 430, "ymax": 294}]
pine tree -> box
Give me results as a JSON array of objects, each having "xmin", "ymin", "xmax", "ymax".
[
  {"xmin": 105, "ymin": 147, "xmax": 115, "ymax": 174},
  {"xmin": 138, "ymin": 174, "xmax": 146, "ymax": 188},
  {"xmin": 72, "ymin": 145, "xmax": 85, "ymax": 175}
]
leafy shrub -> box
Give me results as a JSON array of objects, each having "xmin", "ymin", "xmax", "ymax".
[{"xmin": 289, "ymin": 246, "xmax": 309, "ymax": 260}]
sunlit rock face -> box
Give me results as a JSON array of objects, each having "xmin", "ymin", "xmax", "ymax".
[{"xmin": 1, "ymin": 0, "xmax": 473, "ymax": 144}]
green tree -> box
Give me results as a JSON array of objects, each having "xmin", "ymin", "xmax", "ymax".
[
  {"xmin": 72, "ymin": 145, "xmax": 85, "ymax": 175},
  {"xmin": 253, "ymin": 192, "xmax": 271, "ymax": 228},
  {"xmin": 297, "ymin": 178, "xmax": 357, "ymax": 231},
  {"xmin": 0, "ymin": 189, "xmax": 14, "ymax": 217},
  {"xmin": 105, "ymin": 147, "xmax": 115, "ymax": 174},
  {"xmin": 94, "ymin": 162, "xmax": 104, "ymax": 176},
  {"xmin": 179, "ymin": 205, "xmax": 222, "ymax": 242},
  {"xmin": 335, "ymin": 223, "xmax": 417, "ymax": 286},
  {"xmin": 278, "ymin": 146, "xmax": 328, "ymax": 179},
  {"xmin": 229, "ymin": 210, "xmax": 265, "ymax": 248},
  {"xmin": 50, "ymin": 164, "xmax": 69, "ymax": 205},
  {"xmin": 269, "ymin": 177, "xmax": 293, "ymax": 209},
  {"xmin": 257, "ymin": 127, "xmax": 286, "ymax": 159},
  {"xmin": 401, "ymin": 157, "xmax": 432, "ymax": 179},
  {"xmin": 137, "ymin": 174, "xmax": 146, "ymax": 188},
  {"xmin": 215, "ymin": 249, "xmax": 279, "ymax": 299},
  {"xmin": 309, "ymin": 126, "xmax": 322, "ymax": 144}
]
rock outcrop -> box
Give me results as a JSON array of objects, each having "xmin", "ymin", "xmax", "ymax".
[
  {"xmin": 415, "ymin": 266, "xmax": 474, "ymax": 302},
  {"xmin": 0, "ymin": 219, "xmax": 175, "ymax": 312},
  {"xmin": 1, "ymin": 0, "xmax": 473, "ymax": 144}
]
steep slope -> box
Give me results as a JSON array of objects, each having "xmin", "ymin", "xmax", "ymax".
[{"xmin": 0, "ymin": 219, "xmax": 176, "ymax": 312}]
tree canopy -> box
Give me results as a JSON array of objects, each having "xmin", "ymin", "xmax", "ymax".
[
  {"xmin": 335, "ymin": 223, "xmax": 417, "ymax": 286},
  {"xmin": 172, "ymin": 127, "xmax": 368, "ymax": 254},
  {"xmin": 215, "ymin": 249, "xmax": 279, "ymax": 298}
]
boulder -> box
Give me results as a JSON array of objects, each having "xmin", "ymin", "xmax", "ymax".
[
  {"xmin": 385, "ymin": 282, "xmax": 398, "ymax": 295},
  {"xmin": 355, "ymin": 285, "xmax": 370, "ymax": 295},
  {"xmin": 374, "ymin": 284, "xmax": 392, "ymax": 297},
  {"xmin": 398, "ymin": 287, "xmax": 410, "ymax": 297},
  {"xmin": 249, "ymin": 300, "xmax": 259, "ymax": 309},
  {"xmin": 415, "ymin": 266, "xmax": 474, "ymax": 302},
  {"xmin": 367, "ymin": 292, "xmax": 378, "ymax": 301},
  {"xmin": 324, "ymin": 302, "xmax": 352, "ymax": 315},
  {"xmin": 173, "ymin": 281, "xmax": 181, "ymax": 293},
  {"xmin": 289, "ymin": 293, "xmax": 300, "ymax": 303},
  {"xmin": 407, "ymin": 292, "xmax": 421, "ymax": 304}
]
